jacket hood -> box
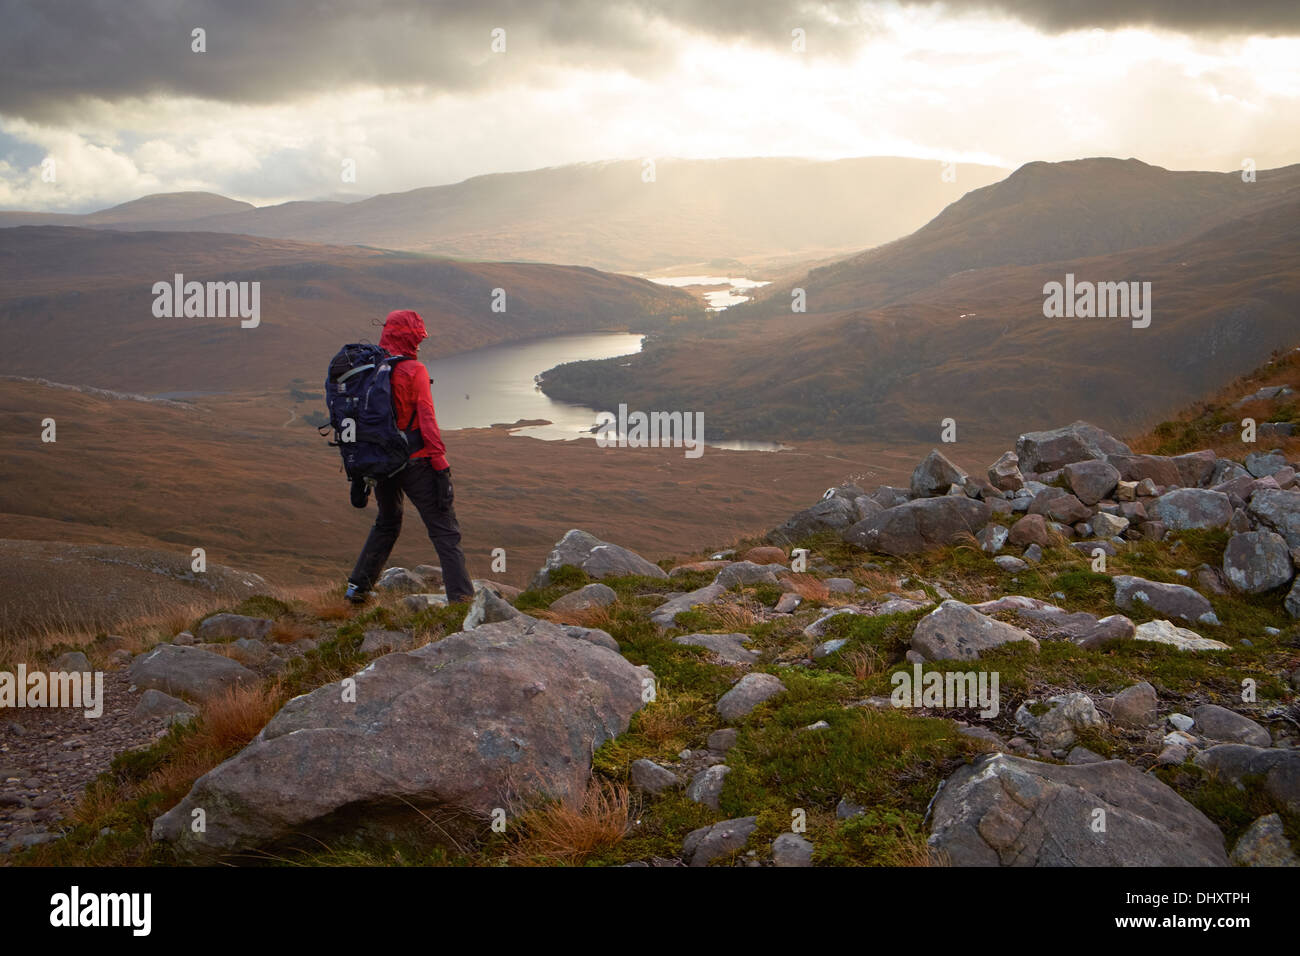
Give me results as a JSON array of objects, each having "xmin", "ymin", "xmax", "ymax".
[{"xmin": 378, "ymin": 309, "xmax": 428, "ymax": 358}]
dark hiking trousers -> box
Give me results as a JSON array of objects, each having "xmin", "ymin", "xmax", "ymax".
[{"xmin": 349, "ymin": 459, "xmax": 475, "ymax": 602}]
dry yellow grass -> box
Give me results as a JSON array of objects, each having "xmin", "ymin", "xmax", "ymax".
[{"xmin": 507, "ymin": 778, "xmax": 633, "ymax": 866}]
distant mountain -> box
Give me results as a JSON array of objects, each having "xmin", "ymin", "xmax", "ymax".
[
  {"xmin": 0, "ymin": 157, "xmax": 1008, "ymax": 272},
  {"xmin": 749, "ymin": 158, "xmax": 1300, "ymax": 315},
  {"xmin": 539, "ymin": 160, "xmax": 1300, "ymax": 444},
  {"xmin": 0, "ymin": 226, "xmax": 695, "ymax": 394}
]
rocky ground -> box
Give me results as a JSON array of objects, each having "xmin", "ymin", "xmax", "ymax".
[{"xmin": 5, "ymin": 367, "xmax": 1300, "ymax": 868}]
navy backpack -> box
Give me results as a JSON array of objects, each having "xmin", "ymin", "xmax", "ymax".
[{"xmin": 323, "ymin": 343, "xmax": 423, "ymax": 480}]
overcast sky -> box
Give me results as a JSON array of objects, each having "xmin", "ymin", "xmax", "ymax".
[{"xmin": 2, "ymin": 0, "xmax": 1297, "ymax": 212}]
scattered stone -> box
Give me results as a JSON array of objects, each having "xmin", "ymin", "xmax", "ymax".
[
  {"xmin": 562, "ymin": 625, "xmax": 619, "ymax": 652},
  {"xmin": 630, "ymin": 759, "xmax": 680, "ymax": 795},
  {"xmin": 51, "ymin": 651, "xmax": 90, "ymax": 672},
  {"xmin": 1110, "ymin": 681, "xmax": 1158, "ymax": 729},
  {"xmin": 774, "ymin": 592, "xmax": 801, "ymax": 613},
  {"xmin": 911, "ymin": 600, "xmax": 1039, "ymax": 662},
  {"xmin": 1134, "ymin": 620, "xmax": 1230, "ymax": 651},
  {"xmin": 529, "ymin": 529, "xmax": 667, "ymax": 588},
  {"xmin": 463, "ymin": 587, "xmax": 522, "ymax": 629},
  {"xmin": 1063, "ymin": 459, "xmax": 1120, "ymax": 506},
  {"xmin": 132, "ymin": 688, "xmax": 198, "ymax": 726},
  {"xmin": 548, "ymin": 582, "xmax": 618, "ymax": 613},
  {"xmin": 1008, "ymin": 513, "xmax": 1051, "ymax": 548},
  {"xmin": 1016, "ymin": 693, "xmax": 1105, "ymax": 749},
  {"xmin": 401, "ymin": 593, "xmax": 448, "ymax": 612},
  {"xmin": 987, "ymin": 451, "xmax": 1024, "ymax": 492},
  {"xmin": 682, "ymin": 816, "xmax": 757, "ymax": 867},
  {"xmin": 1247, "ymin": 489, "xmax": 1300, "ymax": 548},
  {"xmin": 1112, "ymin": 575, "xmax": 1219, "ymax": 627},
  {"xmin": 911, "ymin": 449, "xmax": 968, "ymax": 498},
  {"xmin": 374, "ymin": 568, "xmax": 427, "ymax": 593},
  {"xmin": 812, "ymin": 638, "xmax": 848, "ymax": 659},
  {"xmin": 129, "ymin": 644, "xmax": 257, "ymax": 704},
  {"xmin": 196, "ymin": 613, "xmax": 273, "ymax": 642},
  {"xmin": 994, "ymin": 555, "xmax": 1027, "ymax": 572},
  {"xmin": 825, "ymin": 577, "xmax": 857, "ymax": 593},
  {"xmin": 674, "ymin": 632, "xmax": 759, "ymax": 666},
  {"xmin": 715, "ymin": 562, "xmax": 784, "ymax": 588},
  {"xmin": 1015, "ymin": 422, "xmax": 1131, "ymax": 474},
  {"xmin": 772, "ymin": 832, "xmax": 815, "ymax": 867},
  {"xmin": 707, "ymin": 728, "xmax": 738, "ymax": 753},
  {"xmin": 1090, "ymin": 512, "xmax": 1129, "ymax": 538},
  {"xmin": 1192, "ymin": 704, "xmax": 1271, "ymax": 747},
  {"xmin": 1195, "ymin": 745, "xmax": 1300, "ymax": 813},
  {"xmin": 1168, "ymin": 713, "xmax": 1194, "ymax": 732},
  {"xmin": 1066, "ymin": 746, "xmax": 1106, "ymax": 765},
  {"xmin": 1023, "ymin": 543, "xmax": 1044, "ymax": 564},
  {"xmin": 716, "ymin": 673, "xmax": 787, "ymax": 721}
]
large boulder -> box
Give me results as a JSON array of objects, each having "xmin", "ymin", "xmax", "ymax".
[
  {"xmin": 1106, "ymin": 454, "xmax": 1182, "ymax": 488},
  {"xmin": 910, "ymin": 449, "xmax": 968, "ymax": 498},
  {"xmin": 1152, "ymin": 489, "xmax": 1233, "ymax": 530},
  {"xmin": 767, "ymin": 494, "xmax": 862, "ymax": 546},
  {"xmin": 1063, "ymin": 460, "xmax": 1120, "ymax": 506},
  {"xmin": 152, "ymin": 616, "xmax": 653, "ymax": 861},
  {"xmin": 1015, "ymin": 422, "xmax": 1131, "ymax": 474},
  {"xmin": 716, "ymin": 673, "xmax": 787, "ymax": 721},
  {"xmin": 1222, "ymin": 531, "xmax": 1294, "ymax": 593},
  {"xmin": 673, "ymin": 633, "xmax": 759, "ymax": 666},
  {"xmin": 1112, "ymin": 575, "xmax": 1219, "ymax": 627},
  {"xmin": 910, "ymin": 600, "xmax": 1039, "ymax": 662},
  {"xmin": 529, "ymin": 529, "xmax": 666, "ymax": 588},
  {"xmin": 842, "ymin": 496, "xmax": 991, "ymax": 556},
  {"xmin": 928, "ymin": 753, "xmax": 1228, "ymax": 866},
  {"xmin": 1172, "ymin": 450, "xmax": 1218, "ymax": 488},
  {"xmin": 1007, "ymin": 513, "xmax": 1052, "ymax": 549},
  {"xmin": 1248, "ymin": 488, "xmax": 1300, "ymax": 548},
  {"xmin": 1027, "ymin": 489, "xmax": 1092, "ymax": 524},
  {"xmin": 129, "ymin": 645, "xmax": 257, "ymax": 704}
]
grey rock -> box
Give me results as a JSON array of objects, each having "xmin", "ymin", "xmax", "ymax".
[
  {"xmin": 715, "ymin": 562, "xmax": 785, "ymax": 588},
  {"xmin": 910, "ymin": 600, "xmax": 1039, "ymax": 662},
  {"xmin": 1134, "ymin": 620, "xmax": 1230, "ymax": 651},
  {"xmin": 529, "ymin": 529, "xmax": 667, "ymax": 588},
  {"xmin": 707, "ymin": 728, "xmax": 738, "ymax": 753},
  {"xmin": 630, "ymin": 759, "xmax": 680, "ymax": 795},
  {"xmin": 548, "ymin": 582, "xmax": 618, "ymax": 613},
  {"xmin": 1195, "ymin": 745, "xmax": 1300, "ymax": 813},
  {"xmin": 1111, "ymin": 681, "xmax": 1158, "ymax": 729},
  {"xmin": 375, "ymin": 568, "xmax": 427, "ymax": 594},
  {"xmin": 685, "ymin": 765, "xmax": 730, "ymax": 809},
  {"xmin": 52, "ymin": 651, "xmax": 91, "ymax": 672},
  {"xmin": 716, "ymin": 673, "xmax": 787, "ymax": 721},
  {"xmin": 812, "ymin": 638, "xmax": 848, "ymax": 659},
  {"xmin": 1063, "ymin": 459, "xmax": 1120, "ymax": 506},
  {"xmin": 682, "ymin": 816, "xmax": 758, "ymax": 867},
  {"xmin": 132, "ymin": 688, "xmax": 198, "ymax": 725},
  {"xmin": 987, "ymin": 451, "xmax": 1024, "ymax": 492},
  {"xmin": 1015, "ymin": 421, "xmax": 1131, "ymax": 474},
  {"xmin": 977, "ymin": 524, "xmax": 1009, "ymax": 553},
  {"xmin": 774, "ymin": 592, "xmax": 801, "ymax": 613},
  {"xmin": 1222, "ymin": 530, "xmax": 1294, "ymax": 593},
  {"xmin": 911, "ymin": 449, "xmax": 968, "ymax": 498},
  {"xmin": 842, "ymin": 496, "xmax": 992, "ymax": 556},
  {"xmin": 152, "ymin": 616, "xmax": 653, "ymax": 861},
  {"xmin": 768, "ymin": 495, "xmax": 858, "ymax": 546},
  {"xmin": 129, "ymin": 644, "xmax": 256, "ymax": 704},
  {"xmin": 196, "ymin": 613, "xmax": 273, "ymax": 642},
  {"xmin": 928, "ymin": 753, "xmax": 1228, "ymax": 866},
  {"xmin": 772, "ymin": 832, "xmax": 815, "ymax": 867},
  {"xmin": 562, "ymin": 625, "xmax": 619, "ymax": 652},
  {"xmin": 1248, "ymin": 488, "xmax": 1300, "ymax": 548},
  {"xmin": 1016, "ymin": 692, "xmax": 1105, "ymax": 749},
  {"xmin": 1230, "ymin": 814, "xmax": 1299, "ymax": 866},
  {"xmin": 360, "ymin": 629, "xmax": 415, "ymax": 655},
  {"xmin": 993, "ymin": 555, "xmax": 1027, "ymax": 572},
  {"xmin": 463, "ymin": 587, "xmax": 523, "ymax": 629},
  {"xmin": 1153, "ymin": 488, "xmax": 1233, "ymax": 530},
  {"xmin": 1192, "ymin": 704, "xmax": 1271, "ymax": 747},
  {"xmin": 650, "ymin": 582, "xmax": 726, "ymax": 628},
  {"xmin": 1113, "ymin": 575, "xmax": 1219, "ymax": 627},
  {"xmin": 674, "ymin": 632, "xmax": 759, "ymax": 666}
]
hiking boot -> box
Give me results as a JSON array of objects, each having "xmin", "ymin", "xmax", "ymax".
[{"xmin": 345, "ymin": 582, "xmax": 371, "ymax": 605}]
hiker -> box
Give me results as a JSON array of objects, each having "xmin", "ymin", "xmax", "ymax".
[{"xmin": 344, "ymin": 309, "xmax": 475, "ymax": 604}]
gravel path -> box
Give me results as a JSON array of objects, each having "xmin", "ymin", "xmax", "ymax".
[{"xmin": 0, "ymin": 669, "xmax": 162, "ymax": 853}]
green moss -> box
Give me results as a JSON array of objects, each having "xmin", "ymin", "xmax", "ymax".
[{"xmin": 812, "ymin": 807, "xmax": 931, "ymax": 866}]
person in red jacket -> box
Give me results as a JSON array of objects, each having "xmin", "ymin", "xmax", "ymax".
[{"xmin": 345, "ymin": 309, "xmax": 475, "ymax": 604}]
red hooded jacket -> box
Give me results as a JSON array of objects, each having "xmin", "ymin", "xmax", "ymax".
[{"xmin": 377, "ymin": 309, "xmax": 449, "ymax": 471}]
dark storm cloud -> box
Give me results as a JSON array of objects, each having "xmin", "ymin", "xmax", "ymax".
[{"xmin": 1, "ymin": 0, "xmax": 1295, "ymax": 121}]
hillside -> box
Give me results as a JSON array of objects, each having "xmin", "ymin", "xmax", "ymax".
[
  {"xmin": 749, "ymin": 157, "xmax": 1300, "ymax": 315},
  {"xmin": 6, "ymin": 351, "xmax": 1299, "ymax": 867},
  {"xmin": 0, "ymin": 158, "xmax": 1009, "ymax": 273},
  {"xmin": 0, "ymin": 226, "xmax": 696, "ymax": 394},
  {"xmin": 539, "ymin": 163, "xmax": 1300, "ymax": 444}
]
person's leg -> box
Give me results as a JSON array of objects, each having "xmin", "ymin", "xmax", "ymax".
[
  {"xmin": 400, "ymin": 460, "xmax": 475, "ymax": 602},
  {"xmin": 348, "ymin": 475, "xmax": 404, "ymax": 590}
]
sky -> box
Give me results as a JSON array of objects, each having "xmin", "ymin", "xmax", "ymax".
[{"xmin": 1, "ymin": 0, "xmax": 1297, "ymax": 212}]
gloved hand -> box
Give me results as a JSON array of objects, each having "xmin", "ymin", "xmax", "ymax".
[
  {"xmin": 433, "ymin": 466, "xmax": 454, "ymax": 510},
  {"xmin": 350, "ymin": 476, "xmax": 371, "ymax": 509}
]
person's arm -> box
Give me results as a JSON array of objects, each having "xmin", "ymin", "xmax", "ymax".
[{"xmin": 407, "ymin": 363, "xmax": 449, "ymax": 470}]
